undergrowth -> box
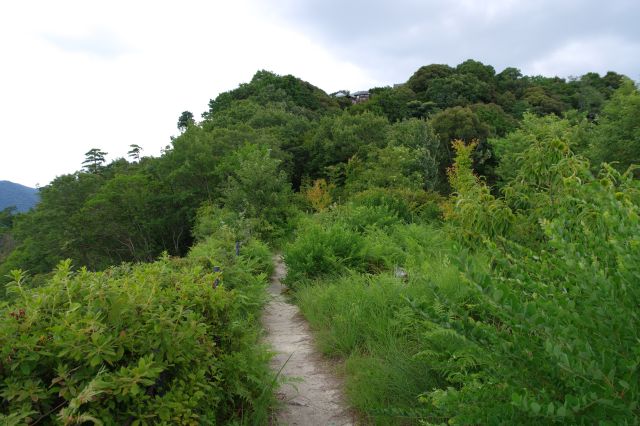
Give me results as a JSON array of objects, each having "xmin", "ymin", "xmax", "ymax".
[
  {"xmin": 0, "ymin": 228, "xmax": 274, "ymax": 425},
  {"xmin": 284, "ymin": 140, "xmax": 640, "ymax": 425}
]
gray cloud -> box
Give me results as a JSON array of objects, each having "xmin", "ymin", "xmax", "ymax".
[
  {"xmin": 43, "ymin": 28, "xmax": 130, "ymax": 59},
  {"xmin": 262, "ymin": 0, "xmax": 640, "ymax": 84}
]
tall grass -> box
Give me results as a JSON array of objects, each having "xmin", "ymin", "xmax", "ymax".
[{"xmin": 289, "ymin": 218, "xmax": 470, "ymax": 424}]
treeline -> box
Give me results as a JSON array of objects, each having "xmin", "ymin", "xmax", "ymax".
[{"xmin": 0, "ymin": 61, "xmax": 637, "ymax": 287}]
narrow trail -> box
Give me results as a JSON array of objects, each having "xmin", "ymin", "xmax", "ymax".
[{"xmin": 262, "ymin": 255, "xmax": 354, "ymax": 426}]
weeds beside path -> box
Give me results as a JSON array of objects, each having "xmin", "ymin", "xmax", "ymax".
[{"xmin": 262, "ymin": 254, "xmax": 354, "ymax": 425}]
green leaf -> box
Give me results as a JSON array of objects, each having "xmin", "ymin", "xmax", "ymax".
[
  {"xmin": 90, "ymin": 355, "xmax": 101, "ymax": 367},
  {"xmin": 530, "ymin": 402, "xmax": 541, "ymax": 414},
  {"xmin": 19, "ymin": 363, "xmax": 32, "ymax": 375},
  {"xmin": 547, "ymin": 402, "xmax": 554, "ymax": 415}
]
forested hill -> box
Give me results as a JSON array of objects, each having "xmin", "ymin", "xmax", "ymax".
[
  {"xmin": 0, "ymin": 60, "xmax": 636, "ymax": 281},
  {"xmin": 1, "ymin": 60, "xmax": 639, "ymax": 424},
  {"xmin": 0, "ymin": 180, "xmax": 39, "ymax": 213}
]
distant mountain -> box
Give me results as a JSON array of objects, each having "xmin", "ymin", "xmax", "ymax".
[{"xmin": 0, "ymin": 180, "xmax": 39, "ymax": 212}]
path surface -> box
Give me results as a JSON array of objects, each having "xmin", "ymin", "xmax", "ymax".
[{"xmin": 263, "ymin": 255, "xmax": 354, "ymax": 426}]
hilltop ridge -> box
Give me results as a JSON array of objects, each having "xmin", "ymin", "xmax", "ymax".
[{"xmin": 0, "ymin": 180, "xmax": 39, "ymax": 212}]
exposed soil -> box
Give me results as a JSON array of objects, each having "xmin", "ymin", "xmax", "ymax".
[{"xmin": 262, "ymin": 255, "xmax": 355, "ymax": 425}]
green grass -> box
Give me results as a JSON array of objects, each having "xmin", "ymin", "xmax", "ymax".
[{"xmin": 290, "ymin": 223, "xmax": 470, "ymax": 424}]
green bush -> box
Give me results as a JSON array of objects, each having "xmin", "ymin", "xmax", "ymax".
[
  {"xmin": 284, "ymin": 220, "xmax": 367, "ymax": 286},
  {"xmin": 0, "ymin": 235, "xmax": 273, "ymax": 425},
  {"xmin": 284, "ymin": 188, "xmax": 444, "ymax": 287},
  {"xmin": 284, "ymin": 203, "xmax": 417, "ymax": 286},
  {"xmin": 331, "ymin": 204, "xmax": 400, "ymax": 232},
  {"xmin": 417, "ymin": 134, "xmax": 640, "ymax": 423},
  {"xmin": 350, "ymin": 187, "xmax": 443, "ymax": 223}
]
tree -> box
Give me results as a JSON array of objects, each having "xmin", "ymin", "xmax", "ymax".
[
  {"xmin": 431, "ymin": 106, "xmax": 492, "ymax": 185},
  {"xmin": 470, "ymin": 103, "xmax": 518, "ymax": 137},
  {"xmin": 0, "ymin": 206, "xmax": 16, "ymax": 231},
  {"xmin": 0, "ymin": 172, "xmax": 106, "ymax": 279},
  {"xmin": 82, "ymin": 148, "xmax": 107, "ymax": 173},
  {"xmin": 79, "ymin": 173, "xmax": 167, "ymax": 265},
  {"xmin": 574, "ymin": 84, "xmax": 605, "ymax": 119},
  {"xmin": 304, "ymin": 179, "xmax": 333, "ymax": 212},
  {"xmin": 602, "ymin": 71, "xmax": 625, "ymax": 93},
  {"xmin": 305, "ymin": 111, "xmax": 390, "ymax": 181},
  {"xmin": 0, "ymin": 206, "xmax": 16, "ymax": 264},
  {"xmin": 496, "ymin": 67, "xmax": 526, "ymax": 96},
  {"xmin": 407, "ymin": 100, "xmax": 438, "ymax": 118},
  {"xmin": 368, "ymin": 86, "xmax": 416, "ymax": 122},
  {"xmin": 587, "ymin": 79, "xmax": 640, "ymax": 173},
  {"xmin": 345, "ymin": 145, "xmax": 426, "ymax": 193},
  {"xmin": 387, "ymin": 118, "xmax": 440, "ymax": 189},
  {"xmin": 203, "ymin": 70, "xmax": 339, "ymax": 119},
  {"xmin": 456, "ymin": 59, "xmax": 496, "ymax": 83},
  {"xmin": 522, "ymin": 86, "xmax": 567, "ymax": 116},
  {"xmin": 424, "ymin": 74, "xmax": 492, "ymax": 108},
  {"xmin": 491, "ymin": 113, "xmax": 577, "ymax": 186},
  {"xmin": 221, "ymin": 144, "xmax": 294, "ymax": 240},
  {"xmin": 431, "ymin": 106, "xmax": 489, "ymax": 148},
  {"xmin": 127, "ymin": 144, "xmax": 143, "ymax": 161},
  {"xmin": 177, "ymin": 111, "xmax": 195, "ymax": 131},
  {"xmin": 406, "ymin": 64, "xmax": 454, "ymax": 94}
]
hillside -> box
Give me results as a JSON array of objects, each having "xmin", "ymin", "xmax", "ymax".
[
  {"xmin": 0, "ymin": 63, "xmax": 639, "ymax": 424},
  {"xmin": 0, "ymin": 180, "xmax": 39, "ymax": 212}
]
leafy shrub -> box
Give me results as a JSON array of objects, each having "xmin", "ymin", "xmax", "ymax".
[
  {"xmin": 303, "ymin": 179, "xmax": 334, "ymax": 212},
  {"xmin": 284, "ymin": 220, "xmax": 367, "ymax": 286},
  {"xmin": 0, "ymin": 234, "xmax": 273, "ymax": 424},
  {"xmin": 190, "ymin": 206, "xmax": 273, "ymax": 281},
  {"xmin": 332, "ymin": 204, "xmax": 400, "ymax": 232},
  {"xmin": 418, "ymin": 130, "xmax": 640, "ymax": 424},
  {"xmin": 344, "ymin": 145, "xmax": 426, "ymax": 193},
  {"xmin": 586, "ymin": 79, "xmax": 640, "ymax": 173},
  {"xmin": 284, "ymin": 201, "xmax": 417, "ymax": 286},
  {"xmin": 443, "ymin": 140, "xmax": 514, "ymax": 240},
  {"xmin": 192, "ymin": 204, "xmax": 250, "ymax": 244},
  {"xmin": 217, "ymin": 143, "xmax": 298, "ymax": 242},
  {"xmin": 350, "ymin": 187, "xmax": 443, "ymax": 223}
]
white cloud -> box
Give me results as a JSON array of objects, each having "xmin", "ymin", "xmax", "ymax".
[
  {"xmin": 43, "ymin": 28, "xmax": 130, "ymax": 59},
  {"xmin": 262, "ymin": 0, "xmax": 640, "ymax": 82},
  {"xmin": 525, "ymin": 36, "xmax": 640, "ymax": 78},
  {"xmin": 0, "ymin": 1, "xmax": 379, "ymax": 187},
  {"xmin": 1, "ymin": 0, "xmax": 639, "ymax": 187}
]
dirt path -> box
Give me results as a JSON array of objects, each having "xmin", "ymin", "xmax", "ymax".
[{"xmin": 263, "ymin": 255, "xmax": 354, "ymax": 426}]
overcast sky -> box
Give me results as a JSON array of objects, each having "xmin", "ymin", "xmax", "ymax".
[{"xmin": 1, "ymin": 0, "xmax": 639, "ymax": 187}]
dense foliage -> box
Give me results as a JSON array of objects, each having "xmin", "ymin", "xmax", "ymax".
[
  {"xmin": 2, "ymin": 60, "xmax": 639, "ymax": 424},
  {"xmin": 0, "ymin": 224, "xmax": 274, "ymax": 424},
  {"xmin": 285, "ymin": 125, "xmax": 639, "ymax": 424}
]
